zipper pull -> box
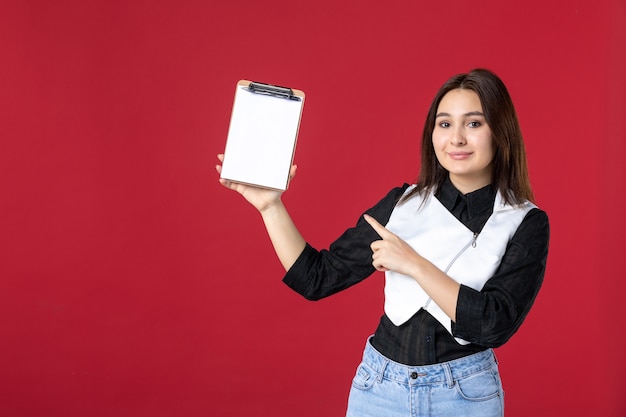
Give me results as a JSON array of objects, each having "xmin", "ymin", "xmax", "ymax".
[{"xmin": 471, "ymin": 233, "xmax": 478, "ymax": 248}]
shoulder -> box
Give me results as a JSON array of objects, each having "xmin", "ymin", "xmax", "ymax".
[
  {"xmin": 374, "ymin": 183, "xmax": 412, "ymax": 207},
  {"xmin": 389, "ymin": 183, "xmax": 413, "ymax": 197},
  {"xmin": 509, "ymin": 207, "xmax": 550, "ymax": 258},
  {"xmin": 363, "ymin": 184, "xmax": 412, "ymax": 224},
  {"xmin": 520, "ymin": 207, "xmax": 549, "ymax": 235}
]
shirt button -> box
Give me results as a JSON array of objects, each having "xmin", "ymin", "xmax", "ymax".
[
  {"xmin": 425, "ymin": 336, "xmax": 432, "ymax": 343},
  {"xmin": 410, "ymin": 372, "xmax": 418, "ymax": 379}
]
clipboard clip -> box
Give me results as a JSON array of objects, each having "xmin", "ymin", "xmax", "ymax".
[{"xmin": 247, "ymin": 81, "xmax": 301, "ymax": 101}]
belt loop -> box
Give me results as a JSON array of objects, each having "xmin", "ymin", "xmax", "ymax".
[
  {"xmin": 443, "ymin": 363, "xmax": 454, "ymax": 388},
  {"xmin": 377, "ymin": 359, "xmax": 389, "ymax": 383}
]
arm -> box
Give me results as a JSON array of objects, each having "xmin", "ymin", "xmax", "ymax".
[
  {"xmin": 216, "ymin": 154, "xmax": 305, "ymax": 270},
  {"xmin": 258, "ymin": 201, "xmax": 306, "ymax": 271},
  {"xmin": 452, "ymin": 208, "xmax": 550, "ymax": 346},
  {"xmin": 283, "ymin": 185, "xmax": 409, "ymax": 300},
  {"xmin": 364, "ymin": 209, "xmax": 550, "ymax": 346},
  {"xmin": 364, "ymin": 214, "xmax": 461, "ymax": 322},
  {"xmin": 218, "ymin": 152, "xmax": 409, "ymax": 299}
]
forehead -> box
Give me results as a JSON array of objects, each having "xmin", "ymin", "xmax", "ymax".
[{"xmin": 436, "ymin": 89, "xmax": 483, "ymax": 114}]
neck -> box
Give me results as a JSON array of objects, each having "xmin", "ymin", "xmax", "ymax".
[{"xmin": 448, "ymin": 174, "xmax": 492, "ymax": 194}]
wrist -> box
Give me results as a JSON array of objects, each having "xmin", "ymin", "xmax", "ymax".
[
  {"xmin": 408, "ymin": 255, "xmax": 430, "ymax": 282},
  {"xmin": 259, "ymin": 198, "xmax": 285, "ymax": 217}
]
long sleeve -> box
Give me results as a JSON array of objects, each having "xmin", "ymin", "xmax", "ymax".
[
  {"xmin": 282, "ymin": 185, "xmax": 409, "ymax": 300},
  {"xmin": 452, "ymin": 208, "xmax": 550, "ymax": 347}
]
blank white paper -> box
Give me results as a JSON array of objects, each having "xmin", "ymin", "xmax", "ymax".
[{"xmin": 220, "ymin": 84, "xmax": 304, "ymax": 190}]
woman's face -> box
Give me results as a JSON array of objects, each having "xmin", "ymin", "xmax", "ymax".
[{"xmin": 432, "ymin": 88, "xmax": 495, "ymax": 193}]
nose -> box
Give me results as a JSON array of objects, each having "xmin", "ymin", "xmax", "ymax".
[{"xmin": 451, "ymin": 126, "xmax": 466, "ymax": 145}]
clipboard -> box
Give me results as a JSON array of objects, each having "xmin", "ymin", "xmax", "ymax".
[{"xmin": 220, "ymin": 80, "xmax": 305, "ymax": 191}]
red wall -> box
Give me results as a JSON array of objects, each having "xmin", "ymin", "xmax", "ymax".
[{"xmin": 1, "ymin": 1, "xmax": 624, "ymax": 416}]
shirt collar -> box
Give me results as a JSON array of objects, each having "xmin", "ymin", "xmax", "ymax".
[{"xmin": 436, "ymin": 177, "xmax": 496, "ymax": 219}]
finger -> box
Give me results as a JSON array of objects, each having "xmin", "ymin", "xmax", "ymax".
[
  {"xmin": 216, "ymin": 154, "xmax": 225, "ymax": 175},
  {"xmin": 289, "ymin": 164, "xmax": 297, "ymax": 180},
  {"xmin": 372, "ymin": 257, "xmax": 388, "ymax": 272},
  {"xmin": 371, "ymin": 248, "xmax": 386, "ymax": 270},
  {"xmin": 363, "ymin": 214, "xmax": 393, "ymax": 239},
  {"xmin": 370, "ymin": 240, "xmax": 384, "ymax": 252},
  {"xmin": 218, "ymin": 177, "xmax": 233, "ymax": 188}
]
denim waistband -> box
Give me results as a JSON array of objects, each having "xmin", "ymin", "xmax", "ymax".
[{"xmin": 361, "ymin": 337, "xmax": 497, "ymax": 386}]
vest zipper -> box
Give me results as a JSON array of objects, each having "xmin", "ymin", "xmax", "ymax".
[
  {"xmin": 423, "ymin": 233, "xmax": 478, "ymax": 309},
  {"xmin": 444, "ymin": 233, "xmax": 479, "ymax": 272}
]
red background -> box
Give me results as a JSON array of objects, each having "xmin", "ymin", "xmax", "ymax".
[{"xmin": 1, "ymin": 1, "xmax": 624, "ymax": 416}]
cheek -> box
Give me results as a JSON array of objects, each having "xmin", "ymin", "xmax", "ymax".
[
  {"xmin": 431, "ymin": 136, "xmax": 446, "ymax": 164},
  {"xmin": 486, "ymin": 138, "xmax": 496, "ymax": 161},
  {"xmin": 431, "ymin": 132, "xmax": 446, "ymax": 152},
  {"xmin": 431, "ymin": 141, "xmax": 444, "ymax": 162},
  {"xmin": 477, "ymin": 133, "xmax": 495, "ymax": 160}
]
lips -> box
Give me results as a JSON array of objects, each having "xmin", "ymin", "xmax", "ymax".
[{"xmin": 447, "ymin": 152, "xmax": 473, "ymax": 160}]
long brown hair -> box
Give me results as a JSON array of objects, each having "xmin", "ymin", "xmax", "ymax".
[{"xmin": 402, "ymin": 68, "xmax": 534, "ymax": 206}]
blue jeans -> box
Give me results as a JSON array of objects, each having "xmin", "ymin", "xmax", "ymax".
[{"xmin": 346, "ymin": 338, "xmax": 504, "ymax": 417}]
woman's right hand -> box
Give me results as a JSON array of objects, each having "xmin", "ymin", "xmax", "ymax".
[{"xmin": 215, "ymin": 153, "xmax": 297, "ymax": 213}]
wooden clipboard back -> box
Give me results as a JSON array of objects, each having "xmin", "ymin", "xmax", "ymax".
[{"xmin": 220, "ymin": 80, "xmax": 305, "ymax": 191}]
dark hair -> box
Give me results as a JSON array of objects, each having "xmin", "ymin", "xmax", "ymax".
[{"xmin": 402, "ymin": 68, "xmax": 534, "ymax": 205}]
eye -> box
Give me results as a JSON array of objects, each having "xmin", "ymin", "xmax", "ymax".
[
  {"xmin": 468, "ymin": 121, "xmax": 482, "ymax": 128},
  {"xmin": 438, "ymin": 121, "xmax": 451, "ymax": 128}
]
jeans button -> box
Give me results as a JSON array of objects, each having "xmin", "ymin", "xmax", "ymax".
[{"xmin": 410, "ymin": 371, "xmax": 418, "ymax": 379}]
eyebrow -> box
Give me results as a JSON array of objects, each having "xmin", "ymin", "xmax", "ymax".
[{"xmin": 435, "ymin": 111, "xmax": 485, "ymax": 118}]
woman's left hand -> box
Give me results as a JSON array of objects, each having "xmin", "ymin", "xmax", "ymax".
[{"xmin": 363, "ymin": 214, "xmax": 423, "ymax": 277}]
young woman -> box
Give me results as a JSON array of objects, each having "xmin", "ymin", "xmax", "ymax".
[{"xmin": 216, "ymin": 68, "xmax": 549, "ymax": 417}]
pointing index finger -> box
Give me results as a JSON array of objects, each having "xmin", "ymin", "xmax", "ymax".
[{"xmin": 363, "ymin": 214, "xmax": 391, "ymax": 238}]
